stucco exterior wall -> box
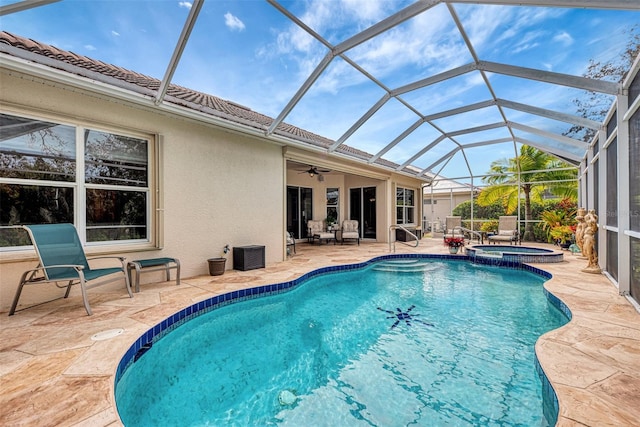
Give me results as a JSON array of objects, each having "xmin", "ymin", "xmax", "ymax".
[
  {"xmin": 423, "ymin": 192, "xmax": 470, "ymax": 229},
  {"xmin": 0, "ymin": 72, "xmax": 284, "ymax": 311}
]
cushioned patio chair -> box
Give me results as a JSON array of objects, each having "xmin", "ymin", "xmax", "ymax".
[
  {"xmin": 286, "ymin": 231, "xmax": 296, "ymax": 254},
  {"xmin": 307, "ymin": 220, "xmax": 335, "ymax": 244},
  {"xmin": 340, "ymin": 219, "xmax": 360, "ymax": 245},
  {"xmin": 9, "ymin": 223, "xmax": 132, "ymax": 316},
  {"xmin": 487, "ymin": 216, "xmax": 520, "ymax": 245}
]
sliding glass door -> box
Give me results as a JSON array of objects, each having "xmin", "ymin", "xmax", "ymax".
[
  {"xmin": 286, "ymin": 186, "xmax": 312, "ymax": 239},
  {"xmin": 349, "ymin": 186, "xmax": 376, "ymax": 239}
]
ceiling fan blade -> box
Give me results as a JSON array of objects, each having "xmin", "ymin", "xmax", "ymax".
[{"xmin": 294, "ymin": 165, "xmax": 330, "ymax": 175}]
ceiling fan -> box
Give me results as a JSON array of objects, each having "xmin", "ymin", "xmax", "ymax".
[{"xmin": 298, "ymin": 165, "xmax": 330, "ymax": 177}]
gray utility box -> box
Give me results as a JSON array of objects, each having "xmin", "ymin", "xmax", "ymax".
[{"xmin": 233, "ymin": 245, "xmax": 265, "ymax": 271}]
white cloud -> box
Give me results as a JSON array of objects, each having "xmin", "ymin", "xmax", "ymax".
[
  {"xmin": 224, "ymin": 12, "xmax": 245, "ymax": 32},
  {"xmin": 552, "ymin": 31, "xmax": 574, "ymax": 46},
  {"xmin": 340, "ymin": 0, "xmax": 387, "ymax": 21},
  {"xmin": 512, "ymin": 41, "xmax": 540, "ymax": 54},
  {"xmin": 348, "ymin": 8, "xmax": 468, "ymax": 78},
  {"xmin": 111, "ymin": 30, "xmax": 120, "ymax": 37},
  {"xmin": 84, "ymin": 44, "xmax": 96, "ymax": 51},
  {"xmin": 461, "ymin": 5, "xmax": 568, "ymax": 56},
  {"xmin": 178, "ymin": 2, "xmax": 192, "ymax": 9}
]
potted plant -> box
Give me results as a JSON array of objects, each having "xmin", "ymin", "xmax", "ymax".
[
  {"xmin": 325, "ymin": 211, "xmax": 338, "ymax": 231},
  {"xmin": 444, "ymin": 236, "xmax": 465, "ymax": 254},
  {"xmin": 540, "ymin": 204, "xmax": 577, "ymax": 247},
  {"xmin": 550, "ymin": 225, "xmax": 575, "ymax": 249},
  {"xmin": 208, "ymin": 244, "xmax": 230, "ymax": 276}
]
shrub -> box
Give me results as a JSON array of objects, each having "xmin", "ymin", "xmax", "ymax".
[{"xmin": 480, "ymin": 220, "xmax": 499, "ymax": 233}]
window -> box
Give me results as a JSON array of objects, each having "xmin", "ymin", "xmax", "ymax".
[
  {"xmin": 396, "ymin": 187, "xmax": 415, "ymax": 224},
  {"xmin": 0, "ymin": 112, "xmax": 152, "ymax": 247},
  {"xmin": 326, "ymin": 187, "xmax": 339, "ymax": 226}
]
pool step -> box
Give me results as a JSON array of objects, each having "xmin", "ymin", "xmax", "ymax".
[{"xmin": 373, "ymin": 260, "xmax": 436, "ymax": 273}]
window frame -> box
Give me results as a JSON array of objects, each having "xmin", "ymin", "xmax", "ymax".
[
  {"xmin": 396, "ymin": 186, "xmax": 416, "ymax": 225},
  {"xmin": 0, "ymin": 109, "xmax": 160, "ymax": 254},
  {"xmin": 326, "ymin": 187, "xmax": 339, "ymax": 227}
]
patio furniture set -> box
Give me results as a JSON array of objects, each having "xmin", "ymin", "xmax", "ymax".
[
  {"xmin": 443, "ymin": 215, "xmax": 520, "ymax": 246},
  {"xmin": 307, "ymin": 219, "xmax": 360, "ymax": 245}
]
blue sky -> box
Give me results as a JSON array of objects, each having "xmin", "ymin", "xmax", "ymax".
[{"xmin": 1, "ymin": 1, "xmax": 638, "ymax": 183}]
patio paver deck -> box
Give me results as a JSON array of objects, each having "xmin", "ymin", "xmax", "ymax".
[{"xmin": 0, "ymin": 239, "xmax": 638, "ymax": 426}]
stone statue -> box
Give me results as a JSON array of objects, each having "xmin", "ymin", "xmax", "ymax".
[
  {"xmin": 581, "ymin": 209, "xmax": 601, "ymax": 274},
  {"xmin": 575, "ymin": 207, "xmax": 587, "ymax": 258}
]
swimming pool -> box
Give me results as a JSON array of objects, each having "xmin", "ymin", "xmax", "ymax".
[
  {"xmin": 467, "ymin": 245, "xmax": 564, "ymax": 263},
  {"xmin": 115, "ymin": 256, "xmax": 569, "ymax": 426}
]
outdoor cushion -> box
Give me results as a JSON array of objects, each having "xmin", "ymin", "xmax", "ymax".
[
  {"xmin": 342, "ymin": 220, "xmax": 358, "ymax": 233},
  {"xmin": 340, "ymin": 220, "xmax": 360, "ymax": 245}
]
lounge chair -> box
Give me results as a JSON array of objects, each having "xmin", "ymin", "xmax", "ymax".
[
  {"xmin": 9, "ymin": 223, "xmax": 132, "ymax": 316},
  {"xmin": 340, "ymin": 219, "xmax": 360, "ymax": 245},
  {"xmin": 307, "ymin": 220, "xmax": 335, "ymax": 244},
  {"xmin": 487, "ymin": 216, "xmax": 520, "ymax": 245}
]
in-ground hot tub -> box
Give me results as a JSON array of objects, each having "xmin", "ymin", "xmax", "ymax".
[{"xmin": 467, "ymin": 245, "xmax": 563, "ymax": 263}]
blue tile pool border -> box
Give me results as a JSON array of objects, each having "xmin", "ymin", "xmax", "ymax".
[{"xmin": 114, "ymin": 253, "xmax": 571, "ymax": 425}]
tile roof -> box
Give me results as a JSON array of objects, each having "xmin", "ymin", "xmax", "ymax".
[{"xmin": 0, "ymin": 31, "xmax": 412, "ymax": 177}]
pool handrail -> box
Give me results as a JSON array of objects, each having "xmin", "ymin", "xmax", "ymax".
[{"xmin": 389, "ymin": 224, "xmax": 419, "ymax": 252}]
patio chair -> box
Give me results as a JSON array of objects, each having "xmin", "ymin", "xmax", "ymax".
[
  {"xmin": 307, "ymin": 220, "xmax": 335, "ymax": 244},
  {"xmin": 340, "ymin": 219, "xmax": 360, "ymax": 245},
  {"xmin": 9, "ymin": 223, "xmax": 133, "ymax": 316},
  {"xmin": 487, "ymin": 216, "xmax": 520, "ymax": 245},
  {"xmin": 444, "ymin": 216, "xmax": 462, "ymax": 237},
  {"xmin": 286, "ymin": 231, "xmax": 296, "ymax": 254}
]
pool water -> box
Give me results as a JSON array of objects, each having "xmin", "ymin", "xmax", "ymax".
[{"xmin": 116, "ymin": 259, "xmax": 567, "ymax": 426}]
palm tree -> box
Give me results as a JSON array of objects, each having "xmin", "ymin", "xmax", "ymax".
[{"xmin": 477, "ymin": 145, "xmax": 577, "ymax": 241}]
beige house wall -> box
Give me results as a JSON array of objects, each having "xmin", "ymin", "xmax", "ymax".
[{"xmin": 0, "ymin": 71, "xmax": 284, "ymax": 311}]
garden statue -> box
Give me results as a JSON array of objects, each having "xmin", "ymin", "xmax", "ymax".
[
  {"xmin": 575, "ymin": 207, "xmax": 587, "ymax": 258},
  {"xmin": 581, "ymin": 209, "xmax": 601, "ymax": 274}
]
